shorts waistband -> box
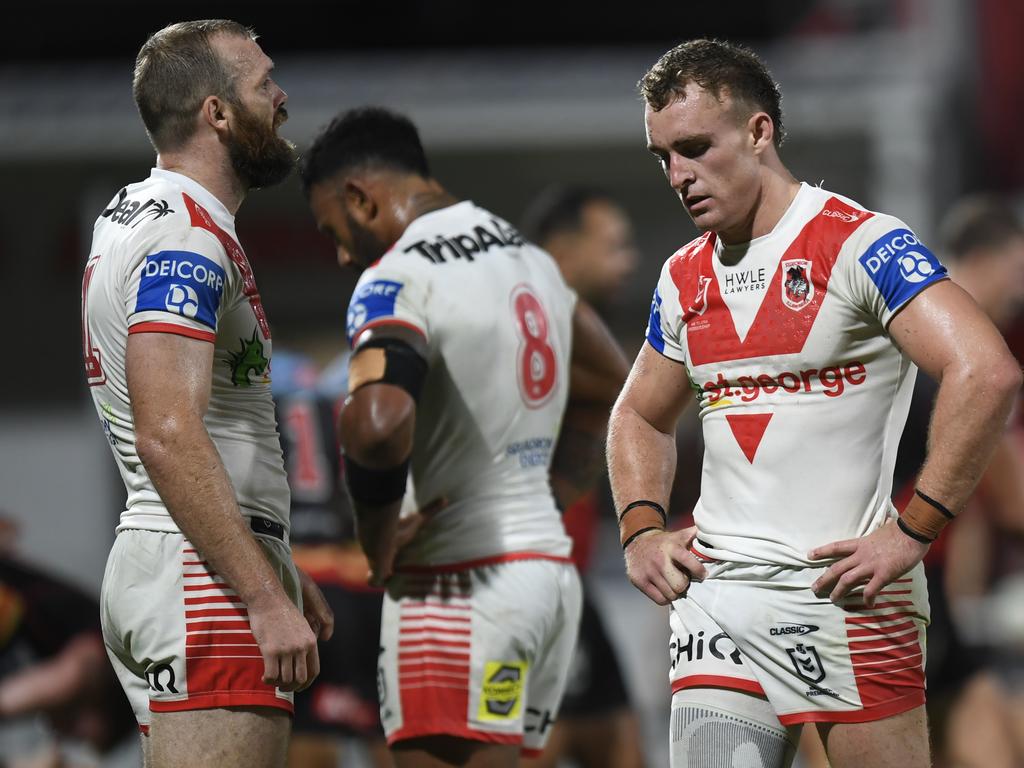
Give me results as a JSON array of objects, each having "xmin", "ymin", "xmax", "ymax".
[{"xmin": 250, "ymin": 517, "xmax": 285, "ymax": 542}]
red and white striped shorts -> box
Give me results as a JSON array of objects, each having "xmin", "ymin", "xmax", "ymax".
[
  {"xmin": 378, "ymin": 556, "xmax": 581, "ymax": 757},
  {"xmin": 100, "ymin": 527, "xmax": 301, "ymax": 727},
  {"xmin": 669, "ymin": 557, "xmax": 929, "ymax": 726}
]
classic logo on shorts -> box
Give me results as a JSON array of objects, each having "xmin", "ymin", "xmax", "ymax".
[
  {"xmin": 770, "ymin": 623, "xmax": 819, "ymax": 637},
  {"xmin": 478, "ymin": 661, "xmax": 528, "ymax": 721},
  {"xmin": 786, "ymin": 643, "xmax": 826, "ymax": 684},
  {"xmin": 781, "ymin": 259, "xmax": 813, "ymax": 311}
]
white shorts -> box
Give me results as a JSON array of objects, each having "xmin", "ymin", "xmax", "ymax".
[
  {"xmin": 670, "ymin": 553, "xmax": 929, "ymax": 726},
  {"xmin": 378, "ymin": 555, "xmax": 581, "ymax": 757},
  {"xmin": 100, "ymin": 526, "xmax": 301, "ymax": 728}
]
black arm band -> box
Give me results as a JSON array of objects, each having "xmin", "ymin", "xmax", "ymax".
[
  {"xmin": 914, "ymin": 489, "xmax": 955, "ymax": 519},
  {"xmin": 357, "ymin": 337, "xmax": 428, "ymax": 400},
  {"xmin": 622, "ymin": 527, "xmax": 662, "ymax": 550},
  {"xmin": 343, "ymin": 454, "xmax": 410, "ymax": 506},
  {"xmin": 897, "ymin": 517, "xmax": 935, "ymax": 544},
  {"xmin": 618, "ymin": 500, "xmax": 667, "ymax": 525}
]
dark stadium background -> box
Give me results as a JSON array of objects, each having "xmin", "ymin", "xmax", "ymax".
[{"xmin": 2, "ymin": 2, "xmax": 1023, "ymax": 764}]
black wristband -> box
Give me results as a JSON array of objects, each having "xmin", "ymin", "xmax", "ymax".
[
  {"xmin": 914, "ymin": 489, "xmax": 955, "ymax": 519},
  {"xmin": 343, "ymin": 454, "xmax": 410, "ymax": 506},
  {"xmin": 618, "ymin": 500, "xmax": 667, "ymax": 525},
  {"xmin": 622, "ymin": 526, "xmax": 662, "ymax": 551},
  {"xmin": 897, "ymin": 516, "xmax": 935, "ymax": 544}
]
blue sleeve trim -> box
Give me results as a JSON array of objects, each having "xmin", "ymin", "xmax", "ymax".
[
  {"xmin": 857, "ymin": 229, "xmax": 948, "ymax": 312},
  {"xmin": 134, "ymin": 250, "xmax": 226, "ymax": 329},
  {"xmin": 346, "ymin": 279, "xmax": 405, "ymax": 345},
  {"xmin": 645, "ymin": 288, "xmax": 667, "ymax": 354}
]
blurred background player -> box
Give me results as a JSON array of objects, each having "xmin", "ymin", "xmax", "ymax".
[
  {"xmin": 271, "ymin": 351, "xmax": 390, "ymax": 768},
  {"xmin": 0, "ymin": 515, "xmax": 136, "ymax": 768},
  {"xmin": 894, "ymin": 196, "xmax": 1024, "ymax": 768},
  {"xmin": 521, "ymin": 186, "xmax": 644, "ymax": 768},
  {"xmin": 300, "ymin": 106, "xmax": 629, "ymax": 767}
]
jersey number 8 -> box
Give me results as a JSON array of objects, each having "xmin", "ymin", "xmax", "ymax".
[{"xmin": 511, "ymin": 285, "xmax": 557, "ymax": 407}]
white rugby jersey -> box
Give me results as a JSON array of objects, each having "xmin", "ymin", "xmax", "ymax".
[
  {"xmin": 346, "ymin": 201, "xmax": 576, "ymax": 567},
  {"xmin": 82, "ymin": 168, "xmax": 289, "ymax": 534},
  {"xmin": 646, "ymin": 183, "xmax": 948, "ymax": 566}
]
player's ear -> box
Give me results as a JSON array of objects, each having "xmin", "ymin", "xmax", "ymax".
[
  {"xmin": 345, "ymin": 178, "xmax": 377, "ymax": 224},
  {"xmin": 750, "ymin": 112, "xmax": 774, "ymax": 155},
  {"xmin": 202, "ymin": 95, "xmax": 230, "ymax": 134}
]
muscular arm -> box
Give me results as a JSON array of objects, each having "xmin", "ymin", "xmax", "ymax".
[
  {"xmin": 127, "ymin": 332, "xmax": 316, "ymax": 690},
  {"xmin": 811, "ymin": 281, "xmax": 1022, "ymax": 604},
  {"xmin": 338, "ymin": 325, "xmax": 424, "ymax": 584},
  {"xmin": 549, "ymin": 301, "xmax": 630, "ymax": 507},
  {"xmin": 337, "ymin": 380, "xmax": 416, "ymax": 584},
  {"xmin": 607, "ymin": 344, "xmax": 706, "ymax": 604}
]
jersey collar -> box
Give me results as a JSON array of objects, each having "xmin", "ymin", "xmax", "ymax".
[{"xmin": 149, "ymin": 168, "xmax": 235, "ymax": 227}]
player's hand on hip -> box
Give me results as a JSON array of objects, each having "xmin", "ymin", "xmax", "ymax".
[
  {"xmin": 394, "ymin": 497, "xmax": 447, "ymax": 553},
  {"xmin": 247, "ymin": 596, "xmax": 320, "ymax": 692},
  {"xmin": 624, "ymin": 525, "xmax": 708, "ymax": 606},
  {"xmin": 296, "ymin": 566, "xmax": 335, "ymax": 641},
  {"xmin": 367, "ymin": 497, "xmax": 447, "ymax": 587},
  {"xmin": 808, "ymin": 519, "xmax": 928, "ymax": 607}
]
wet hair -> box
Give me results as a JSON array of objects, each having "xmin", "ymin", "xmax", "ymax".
[
  {"xmin": 521, "ymin": 185, "xmax": 616, "ymax": 245},
  {"xmin": 133, "ymin": 19, "xmax": 255, "ymax": 152},
  {"xmin": 638, "ymin": 38, "xmax": 786, "ymax": 147},
  {"xmin": 300, "ymin": 106, "xmax": 431, "ymax": 194},
  {"xmin": 939, "ymin": 196, "xmax": 1024, "ymax": 261}
]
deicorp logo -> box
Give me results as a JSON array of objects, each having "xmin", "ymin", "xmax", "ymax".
[
  {"xmin": 346, "ymin": 280, "xmax": 404, "ymax": 344},
  {"xmin": 858, "ymin": 228, "xmax": 946, "ymax": 310},
  {"xmin": 135, "ymin": 250, "xmax": 226, "ymax": 329}
]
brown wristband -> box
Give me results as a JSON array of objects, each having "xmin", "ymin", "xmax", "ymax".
[
  {"xmin": 899, "ymin": 489, "xmax": 956, "ymax": 543},
  {"xmin": 619, "ymin": 503, "xmax": 667, "ymax": 548}
]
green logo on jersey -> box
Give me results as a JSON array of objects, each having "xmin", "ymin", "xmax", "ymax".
[{"xmin": 227, "ymin": 329, "xmax": 269, "ymax": 387}]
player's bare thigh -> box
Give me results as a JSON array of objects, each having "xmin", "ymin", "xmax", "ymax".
[
  {"xmin": 392, "ymin": 735, "xmax": 519, "ymax": 768},
  {"xmin": 148, "ymin": 706, "xmax": 290, "ymax": 768},
  {"xmin": 817, "ymin": 704, "xmax": 929, "ymax": 768}
]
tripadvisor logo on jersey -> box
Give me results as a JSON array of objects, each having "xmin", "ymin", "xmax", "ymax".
[
  {"xmin": 478, "ymin": 661, "xmax": 528, "ymax": 721},
  {"xmin": 703, "ymin": 362, "xmax": 867, "ymax": 406}
]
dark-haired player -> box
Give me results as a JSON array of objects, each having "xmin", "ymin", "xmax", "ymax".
[
  {"xmin": 607, "ymin": 38, "xmax": 1021, "ymax": 767},
  {"xmin": 82, "ymin": 20, "xmax": 331, "ymax": 768},
  {"xmin": 300, "ymin": 107, "xmax": 629, "ymax": 768}
]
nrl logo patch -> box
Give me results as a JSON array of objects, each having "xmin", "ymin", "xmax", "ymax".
[
  {"xmin": 782, "ymin": 259, "xmax": 813, "ymax": 311},
  {"xmin": 787, "ymin": 643, "xmax": 826, "ymax": 684}
]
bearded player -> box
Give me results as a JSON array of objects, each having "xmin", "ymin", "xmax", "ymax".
[{"xmin": 82, "ymin": 20, "xmax": 332, "ymax": 768}]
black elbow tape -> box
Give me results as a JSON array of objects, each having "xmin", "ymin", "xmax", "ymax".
[
  {"xmin": 343, "ymin": 454, "xmax": 410, "ymax": 506},
  {"xmin": 357, "ymin": 338, "xmax": 428, "ymax": 400}
]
